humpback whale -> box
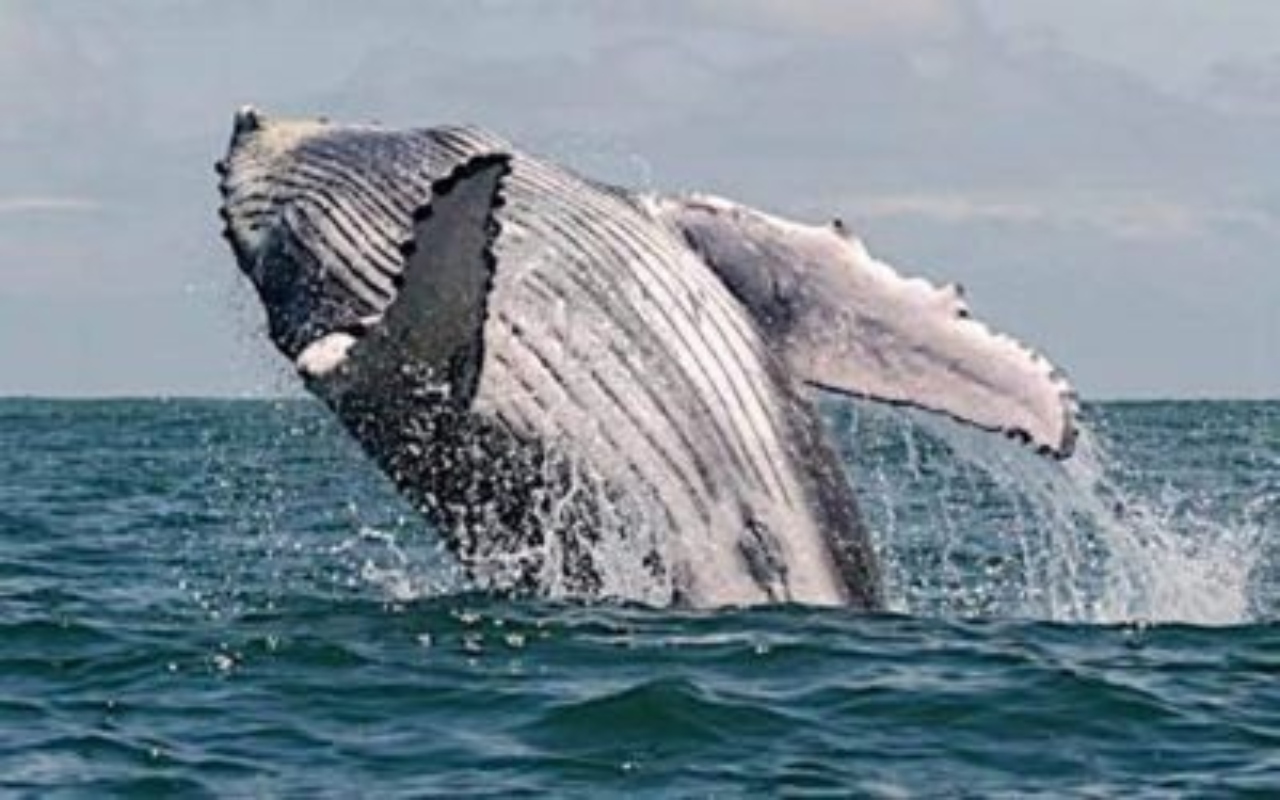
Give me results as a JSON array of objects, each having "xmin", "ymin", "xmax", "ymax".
[{"xmin": 217, "ymin": 107, "xmax": 1076, "ymax": 609}]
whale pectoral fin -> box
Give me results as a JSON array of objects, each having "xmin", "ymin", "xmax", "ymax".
[
  {"xmin": 340, "ymin": 153, "xmax": 512, "ymax": 401},
  {"xmin": 651, "ymin": 194, "xmax": 1078, "ymax": 457}
]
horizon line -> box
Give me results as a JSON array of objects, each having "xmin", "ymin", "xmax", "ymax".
[{"xmin": 0, "ymin": 393, "xmax": 1275, "ymax": 405}]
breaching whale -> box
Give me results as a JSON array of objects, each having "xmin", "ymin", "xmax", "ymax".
[{"xmin": 217, "ymin": 107, "xmax": 1076, "ymax": 609}]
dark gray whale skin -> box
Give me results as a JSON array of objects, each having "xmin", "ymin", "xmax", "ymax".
[{"xmin": 218, "ymin": 108, "xmax": 1076, "ymax": 609}]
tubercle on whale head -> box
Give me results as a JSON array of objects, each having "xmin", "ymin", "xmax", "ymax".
[{"xmin": 233, "ymin": 104, "xmax": 263, "ymax": 137}]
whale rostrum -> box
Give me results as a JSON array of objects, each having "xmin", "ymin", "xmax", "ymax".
[{"xmin": 218, "ymin": 107, "xmax": 1076, "ymax": 609}]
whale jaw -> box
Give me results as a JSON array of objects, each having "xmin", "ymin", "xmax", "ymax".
[{"xmin": 216, "ymin": 110, "xmax": 412, "ymax": 362}]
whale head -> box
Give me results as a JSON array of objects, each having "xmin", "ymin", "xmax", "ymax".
[{"xmin": 217, "ymin": 106, "xmax": 414, "ymax": 366}]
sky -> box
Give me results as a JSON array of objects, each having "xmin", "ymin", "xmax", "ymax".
[{"xmin": 1, "ymin": 0, "xmax": 1276, "ymax": 399}]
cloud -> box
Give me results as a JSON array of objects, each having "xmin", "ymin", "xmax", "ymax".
[
  {"xmin": 0, "ymin": 0, "xmax": 1276, "ymax": 397},
  {"xmin": 0, "ymin": 197, "xmax": 102, "ymax": 215},
  {"xmin": 840, "ymin": 194, "xmax": 1046, "ymax": 225},
  {"xmin": 979, "ymin": 0, "xmax": 1280, "ymax": 102},
  {"xmin": 833, "ymin": 193, "xmax": 1279, "ymax": 241},
  {"xmin": 685, "ymin": 0, "xmax": 973, "ymax": 40},
  {"xmin": 1204, "ymin": 56, "xmax": 1280, "ymax": 118}
]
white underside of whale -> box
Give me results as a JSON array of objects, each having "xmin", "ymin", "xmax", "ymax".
[{"xmin": 222, "ymin": 110, "xmax": 1078, "ymax": 608}]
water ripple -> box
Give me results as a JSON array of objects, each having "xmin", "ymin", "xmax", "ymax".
[{"xmin": 0, "ymin": 399, "xmax": 1276, "ymax": 795}]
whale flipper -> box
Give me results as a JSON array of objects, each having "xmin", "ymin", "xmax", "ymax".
[
  {"xmin": 349, "ymin": 154, "xmax": 512, "ymax": 400},
  {"xmin": 650, "ymin": 195, "xmax": 1078, "ymax": 457}
]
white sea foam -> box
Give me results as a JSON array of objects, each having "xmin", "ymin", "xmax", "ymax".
[{"xmin": 843, "ymin": 401, "xmax": 1270, "ymax": 625}]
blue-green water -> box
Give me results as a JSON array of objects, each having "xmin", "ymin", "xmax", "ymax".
[{"xmin": 1, "ymin": 399, "xmax": 1276, "ymax": 796}]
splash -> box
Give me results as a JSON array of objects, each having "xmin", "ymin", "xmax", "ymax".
[
  {"xmin": 197, "ymin": 399, "xmax": 1274, "ymax": 624},
  {"xmin": 834, "ymin": 400, "xmax": 1274, "ymax": 625}
]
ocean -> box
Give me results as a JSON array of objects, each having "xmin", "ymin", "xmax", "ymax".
[{"xmin": 1, "ymin": 398, "xmax": 1276, "ymax": 796}]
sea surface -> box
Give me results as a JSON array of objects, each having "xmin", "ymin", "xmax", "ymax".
[{"xmin": 1, "ymin": 398, "xmax": 1276, "ymax": 797}]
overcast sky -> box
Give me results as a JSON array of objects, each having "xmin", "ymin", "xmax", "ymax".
[{"xmin": 1, "ymin": 0, "xmax": 1276, "ymax": 398}]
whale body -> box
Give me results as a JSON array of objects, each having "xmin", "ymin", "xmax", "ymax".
[{"xmin": 217, "ymin": 107, "xmax": 1076, "ymax": 609}]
